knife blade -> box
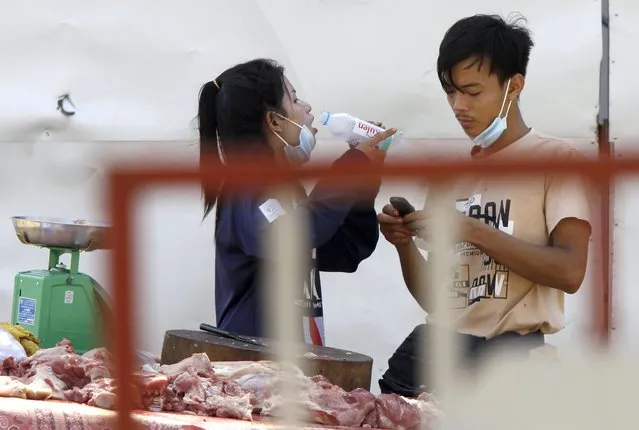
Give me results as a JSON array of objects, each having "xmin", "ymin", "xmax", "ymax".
[{"xmin": 199, "ymin": 323, "xmax": 268, "ymax": 347}]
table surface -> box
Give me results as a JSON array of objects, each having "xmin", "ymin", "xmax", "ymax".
[{"xmin": 0, "ymin": 397, "xmax": 354, "ymax": 430}]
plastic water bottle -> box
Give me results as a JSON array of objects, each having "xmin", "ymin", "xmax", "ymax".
[{"xmin": 319, "ymin": 112, "xmax": 401, "ymax": 151}]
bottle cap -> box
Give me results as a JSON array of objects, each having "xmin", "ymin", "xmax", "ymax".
[{"xmin": 319, "ymin": 111, "xmax": 331, "ymax": 126}]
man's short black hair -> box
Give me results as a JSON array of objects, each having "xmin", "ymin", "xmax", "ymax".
[{"xmin": 437, "ymin": 14, "xmax": 534, "ymax": 91}]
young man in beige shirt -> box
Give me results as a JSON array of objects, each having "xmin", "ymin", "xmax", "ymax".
[{"xmin": 378, "ymin": 14, "xmax": 592, "ymax": 396}]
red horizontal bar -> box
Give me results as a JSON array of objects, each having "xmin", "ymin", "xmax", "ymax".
[
  {"xmin": 109, "ymin": 153, "xmax": 637, "ymax": 428},
  {"xmin": 110, "ymin": 154, "xmax": 637, "ymax": 191}
]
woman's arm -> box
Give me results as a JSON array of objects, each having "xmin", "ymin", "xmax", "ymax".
[{"xmin": 236, "ymin": 149, "xmax": 381, "ymax": 258}]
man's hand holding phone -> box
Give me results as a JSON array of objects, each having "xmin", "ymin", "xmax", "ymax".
[{"xmin": 378, "ymin": 196, "xmax": 416, "ymax": 247}]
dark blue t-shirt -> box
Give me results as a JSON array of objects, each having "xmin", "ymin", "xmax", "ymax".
[{"xmin": 214, "ymin": 149, "xmax": 380, "ymax": 345}]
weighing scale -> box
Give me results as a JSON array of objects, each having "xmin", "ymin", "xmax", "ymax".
[{"xmin": 10, "ymin": 216, "xmax": 112, "ymax": 354}]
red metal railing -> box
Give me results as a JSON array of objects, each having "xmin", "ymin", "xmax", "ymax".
[{"xmin": 107, "ymin": 154, "xmax": 622, "ymax": 429}]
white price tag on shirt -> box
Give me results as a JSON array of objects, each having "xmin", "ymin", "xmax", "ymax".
[{"xmin": 259, "ymin": 199, "xmax": 287, "ymax": 223}]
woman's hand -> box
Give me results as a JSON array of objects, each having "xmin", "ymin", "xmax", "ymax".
[{"xmin": 355, "ymin": 128, "xmax": 396, "ymax": 165}]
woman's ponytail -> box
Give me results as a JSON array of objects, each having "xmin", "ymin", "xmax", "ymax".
[{"xmin": 198, "ymin": 80, "xmax": 223, "ymax": 219}]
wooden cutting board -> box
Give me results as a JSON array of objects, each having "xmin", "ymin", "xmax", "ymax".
[{"xmin": 161, "ymin": 330, "xmax": 374, "ymax": 392}]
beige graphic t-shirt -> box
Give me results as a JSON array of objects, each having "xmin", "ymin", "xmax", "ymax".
[{"xmin": 424, "ymin": 129, "xmax": 593, "ymax": 339}]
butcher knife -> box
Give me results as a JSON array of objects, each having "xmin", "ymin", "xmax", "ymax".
[{"xmin": 199, "ymin": 323, "xmax": 268, "ymax": 347}]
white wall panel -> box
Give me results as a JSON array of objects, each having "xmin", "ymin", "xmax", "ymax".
[
  {"xmin": 609, "ymin": 0, "xmax": 639, "ymax": 351},
  {"xmin": 0, "ymin": 0, "xmax": 603, "ymax": 393},
  {"xmin": 0, "ymin": 0, "xmax": 600, "ymax": 143},
  {"xmin": 609, "ymin": 1, "xmax": 639, "ymax": 140}
]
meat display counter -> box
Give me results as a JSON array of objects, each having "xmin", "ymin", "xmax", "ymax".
[
  {"xmin": 0, "ymin": 338, "xmax": 440, "ymax": 429},
  {"xmin": 0, "ymin": 397, "xmax": 338, "ymax": 429}
]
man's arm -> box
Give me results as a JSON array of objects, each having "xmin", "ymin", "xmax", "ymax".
[
  {"xmin": 405, "ymin": 149, "xmax": 593, "ymax": 295},
  {"xmin": 403, "ymin": 148, "xmax": 593, "ymax": 295},
  {"xmin": 395, "ymin": 241, "xmax": 435, "ymax": 313},
  {"xmin": 467, "ymin": 217, "xmax": 591, "ymax": 294},
  {"xmin": 379, "ymin": 202, "xmax": 435, "ymax": 312},
  {"xmin": 466, "ymin": 149, "xmax": 593, "ymax": 294}
]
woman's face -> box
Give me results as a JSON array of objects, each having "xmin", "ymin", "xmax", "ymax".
[{"xmin": 277, "ymin": 77, "xmax": 317, "ymax": 146}]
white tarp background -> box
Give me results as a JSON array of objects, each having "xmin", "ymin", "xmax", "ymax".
[
  {"xmin": 608, "ymin": 0, "xmax": 639, "ymax": 351},
  {"xmin": 0, "ymin": 0, "xmax": 602, "ymax": 392}
]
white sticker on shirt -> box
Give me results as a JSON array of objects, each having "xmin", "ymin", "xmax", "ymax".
[
  {"xmin": 258, "ymin": 199, "xmax": 286, "ymax": 223},
  {"xmin": 463, "ymin": 194, "xmax": 482, "ymax": 213}
]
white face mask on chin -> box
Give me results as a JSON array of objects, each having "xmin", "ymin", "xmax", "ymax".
[
  {"xmin": 472, "ymin": 78, "xmax": 512, "ymax": 149},
  {"xmin": 271, "ymin": 113, "xmax": 316, "ymax": 165}
]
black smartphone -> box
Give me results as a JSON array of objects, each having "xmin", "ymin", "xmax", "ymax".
[{"xmin": 390, "ymin": 196, "xmax": 415, "ymax": 217}]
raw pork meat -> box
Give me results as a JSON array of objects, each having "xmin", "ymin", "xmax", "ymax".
[
  {"xmin": 82, "ymin": 347, "xmax": 111, "ymax": 362},
  {"xmin": 135, "ymin": 371, "xmax": 169, "ymax": 408},
  {"xmin": 0, "ymin": 374, "xmax": 52, "ymax": 400},
  {"xmin": 215, "ymin": 362, "xmax": 377, "ymax": 427},
  {"xmin": 303, "ymin": 376, "xmax": 377, "ymax": 427},
  {"xmin": 366, "ymin": 392, "xmax": 443, "ymax": 429},
  {"xmin": 160, "ymin": 357, "xmax": 253, "ymax": 420},
  {"xmin": 23, "ymin": 363, "xmax": 67, "ymax": 399},
  {"xmin": 1, "ymin": 340, "xmax": 445, "ymax": 428},
  {"xmin": 233, "ymin": 369, "xmax": 281, "ymax": 412},
  {"xmin": 261, "ymin": 374, "xmax": 376, "ymax": 427},
  {"xmin": 65, "ymin": 377, "xmax": 119, "ymax": 409},
  {"xmin": 64, "ymin": 370, "xmax": 168, "ymax": 410},
  {"xmin": 18, "ymin": 341, "xmax": 111, "ymax": 401},
  {"xmin": 213, "ymin": 361, "xmax": 305, "ymax": 413},
  {"xmin": 0, "ymin": 356, "xmax": 19, "ymax": 376},
  {"xmin": 1, "ymin": 339, "xmax": 168, "ymax": 411},
  {"xmin": 19, "ymin": 339, "xmax": 75, "ymax": 372}
]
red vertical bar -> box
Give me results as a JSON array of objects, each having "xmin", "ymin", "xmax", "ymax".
[
  {"xmin": 596, "ymin": 121, "xmax": 613, "ymax": 345},
  {"xmin": 108, "ymin": 171, "xmax": 135, "ymax": 429}
]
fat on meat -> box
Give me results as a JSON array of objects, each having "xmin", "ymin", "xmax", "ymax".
[
  {"xmin": 213, "ymin": 361, "xmax": 304, "ymax": 379},
  {"xmin": 2, "ymin": 339, "xmax": 168, "ymax": 411},
  {"xmin": 233, "ymin": 371, "xmax": 280, "ymax": 412},
  {"xmin": 23, "ymin": 363, "xmax": 68, "ymax": 400},
  {"xmin": 0, "ymin": 376, "xmax": 30, "ymax": 399},
  {"xmin": 159, "ymin": 353, "xmax": 214, "ymax": 379},
  {"xmin": 82, "ymin": 347, "xmax": 111, "ymax": 363},
  {"xmin": 161, "ymin": 368, "xmax": 253, "ymax": 420},
  {"xmin": 19, "ymin": 339, "xmax": 75, "ymax": 372},
  {"xmin": 0, "ymin": 375, "xmax": 53, "ymax": 401},
  {"xmin": 64, "ymin": 371, "xmax": 168, "ymax": 410},
  {"xmin": 212, "ymin": 361, "xmax": 304, "ymax": 413}
]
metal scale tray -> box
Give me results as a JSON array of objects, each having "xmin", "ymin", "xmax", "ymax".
[{"xmin": 11, "ymin": 216, "xmax": 110, "ymax": 251}]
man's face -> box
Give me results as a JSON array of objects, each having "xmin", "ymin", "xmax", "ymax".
[{"xmin": 444, "ymin": 57, "xmax": 512, "ymax": 139}]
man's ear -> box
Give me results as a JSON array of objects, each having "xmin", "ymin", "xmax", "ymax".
[
  {"xmin": 265, "ymin": 111, "xmax": 285, "ymax": 133},
  {"xmin": 509, "ymin": 74, "xmax": 525, "ymax": 100}
]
